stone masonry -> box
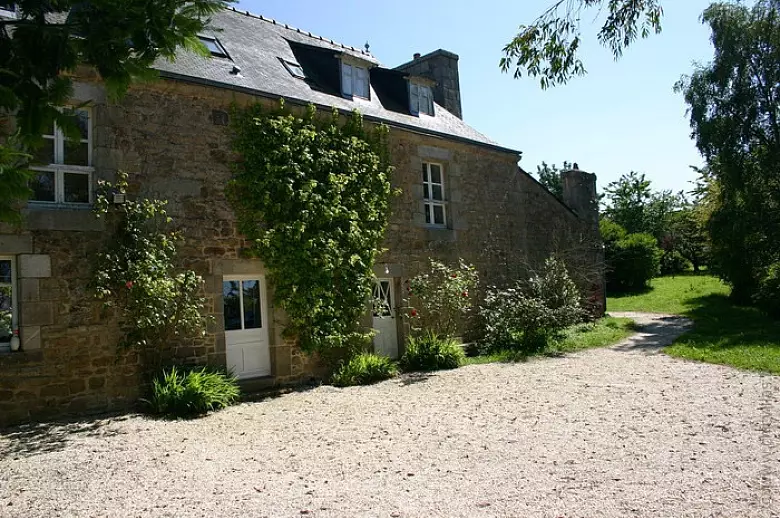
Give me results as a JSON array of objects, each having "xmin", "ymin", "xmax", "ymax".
[{"xmin": 0, "ymin": 76, "xmax": 601, "ymax": 427}]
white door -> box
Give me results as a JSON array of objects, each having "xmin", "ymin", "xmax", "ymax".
[
  {"xmin": 372, "ymin": 278, "xmax": 399, "ymax": 359},
  {"xmin": 223, "ymin": 276, "xmax": 271, "ymax": 379}
]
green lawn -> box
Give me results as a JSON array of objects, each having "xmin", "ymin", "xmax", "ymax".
[
  {"xmin": 462, "ymin": 317, "xmax": 636, "ymax": 366},
  {"xmin": 608, "ymin": 274, "xmax": 780, "ymax": 374}
]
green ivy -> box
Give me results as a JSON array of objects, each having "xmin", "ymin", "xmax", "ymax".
[
  {"xmin": 229, "ymin": 101, "xmax": 394, "ymax": 352},
  {"xmin": 92, "ymin": 172, "xmax": 209, "ymax": 353}
]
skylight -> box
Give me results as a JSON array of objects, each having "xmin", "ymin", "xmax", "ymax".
[
  {"xmin": 281, "ymin": 59, "xmax": 306, "ymax": 79},
  {"xmin": 199, "ymin": 36, "xmax": 229, "ymax": 58}
]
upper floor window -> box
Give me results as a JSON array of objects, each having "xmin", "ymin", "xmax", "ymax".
[
  {"xmin": 199, "ymin": 36, "xmax": 229, "ymax": 58},
  {"xmin": 281, "ymin": 59, "xmax": 306, "ymax": 79},
  {"xmin": 422, "ymin": 162, "xmax": 446, "ymax": 227},
  {"xmin": 410, "ymin": 83, "xmax": 434, "ymax": 116},
  {"xmin": 342, "ymin": 62, "xmax": 370, "ymax": 99},
  {"xmin": 30, "ymin": 108, "xmax": 93, "ymax": 205}
]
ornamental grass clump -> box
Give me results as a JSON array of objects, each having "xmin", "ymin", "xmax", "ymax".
[
  {"xmin": 331, "ymin": 353, "xmax": 398, "ymax": 387},
  {"xmin": 400, "ymin": 331, "xmax": 465, "ymax": 372},
  {"xmin": 147, "ymin": 366, "xmax": 240, "ymax": 417}
]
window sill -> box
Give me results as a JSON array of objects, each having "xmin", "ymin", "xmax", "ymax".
[{"xmin": 22, "ymin": 207, "xmax": 104, "ymax": 232}]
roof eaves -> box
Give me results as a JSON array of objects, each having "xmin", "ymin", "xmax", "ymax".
[{"xmin": 158, "ymin": 70, "xmax": 522, "ymax": 157}]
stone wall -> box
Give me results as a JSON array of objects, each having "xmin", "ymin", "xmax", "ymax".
[{"xmin": 0, "ymin": 77, "xmax": 600, "ymax": 427}]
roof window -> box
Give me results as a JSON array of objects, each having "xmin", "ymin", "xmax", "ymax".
[
  {"xmin": 199, "ymin": 36, "xmax": 229, "ymax": 58},
  {"xmin": 281, "ymin": 59, "xmax": 306, "ymax": 79}
]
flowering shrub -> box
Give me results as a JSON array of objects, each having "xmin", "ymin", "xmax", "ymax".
[
  {"xmin": 406, "ymin": 259, "xmax": 478, "ymax": 338},
  {"xmin": 480, "ymin": 256, "xmax": 584, "ymax": 354},
  {"xmin": 92, "ymin": 172, "xmax": 208, "ymax": 353}
]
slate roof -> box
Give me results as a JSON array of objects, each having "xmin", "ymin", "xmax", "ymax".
[{"xmin": 154, "ymin": 7, "xmax": 519, "ymax": 155}]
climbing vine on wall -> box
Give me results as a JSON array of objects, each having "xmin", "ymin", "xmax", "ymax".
[
  {"xmin": 229, "ymin": 101, "xmax": 394, "ymax": 352},
  {"xmin": 92, "ymin": 172, "xmax": 208, "ymax": 354}
]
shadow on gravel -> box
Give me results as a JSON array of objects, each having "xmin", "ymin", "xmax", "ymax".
[
  {"xmin": 399, "ymin": 373, "xmax": 432, "ymax": 386},
  {"xmin": 611, "ymin": 318, "xmax": 693, "ymax": 354},
  {"xmin": 0, "ymin": 414, "xmax": 129, "ymax": 458}
]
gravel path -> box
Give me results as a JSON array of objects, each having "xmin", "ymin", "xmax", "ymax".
[{"xmin": 1, "ymin": 313, "xmax": 779, "ymax": 518}]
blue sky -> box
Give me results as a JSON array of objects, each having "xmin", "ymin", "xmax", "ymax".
[{"xmin": 235, "ymin": 1, "xmax": 715, "ymax": 194}]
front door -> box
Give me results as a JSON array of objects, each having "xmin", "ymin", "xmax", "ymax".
[
  {"xmin": 372, "ymin": 278, "xmax": 399, "ymax": 359},
  {"xmin": 223, "ymin": 276, "xmax": 271, "ymax": 379}
]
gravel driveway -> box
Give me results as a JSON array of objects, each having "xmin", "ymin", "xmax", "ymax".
[{"xmin": 1, "ymin": 313, "xmax": 779, "ymax": 518}]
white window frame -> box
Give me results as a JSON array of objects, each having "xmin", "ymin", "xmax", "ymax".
[
  {"xmin": 410, "ymin": 83, "xmax": 434, "ymax": 116},
  {"xmin": 422, "ymin": 162, "xmax": 447, "ymax": 228},
  {"xmin": 198, "ymin": 35, "xmax": 229, "ymax": 58},
  {"xmin": 0, "ymin": 255, "xmax": 18, "ymax": 351},
  {"xmin": 341, "ymin": 62, "xmax": 370, "ymax": 100},
  {"xmin": 30, "ymin": 107, "xmax": 94, "ymax": 206}
]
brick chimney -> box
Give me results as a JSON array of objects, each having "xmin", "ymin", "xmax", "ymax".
[{"xmin": 395, "ymin": 49, "xmax": 463, "ymax": 119}]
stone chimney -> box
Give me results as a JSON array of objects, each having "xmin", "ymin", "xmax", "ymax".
[
  {"xmin": 395, "ymin": 49, "xmax": 463, "ymax": 119},
  {"xmin": 561, "ymin": 165, "xmax": 599, "ymax": 230},
  {"xmin": 561, "ymin": 165, "xmax": 606, "ymax": 317}
]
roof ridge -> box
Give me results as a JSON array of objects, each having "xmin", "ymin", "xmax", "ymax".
[{"xmin": 226, "ymin": 6, "xmax": 373, "ymax": 57}]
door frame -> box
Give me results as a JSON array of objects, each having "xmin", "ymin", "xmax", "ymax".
[
  {"xmin": 372, "ymin": 277, "xmax": 401, "ymax": 359},
  {"xmin": 222, "ymin": 274, "xmax": 271, "ymax": 379}
]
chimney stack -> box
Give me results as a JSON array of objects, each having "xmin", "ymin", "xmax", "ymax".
[{"xmin": 395, "ymin": 49, "xmax": 463, "ymax": 119}]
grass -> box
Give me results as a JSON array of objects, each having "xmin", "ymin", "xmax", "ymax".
[
  {"xmin": 462, "ymin": 317, "xmax": 636, "ymax": 366},
  {"xmin": 607, "ymin": 274, "xmax": 780, "ymax": 375}
]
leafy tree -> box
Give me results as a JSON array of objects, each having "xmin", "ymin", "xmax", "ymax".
[
  {"xmin": 600, "ymin": 219, "xmax": 661, "ymax": 291},
  {"xmin": 667, "ymin": 206, "xmax": 709, "ymax": 273},
  {"xmin": 535, "ymin": 161, "xmax": 571, "ymax": 199},
  {"xmin": 602, "ymin": 171, "xmax": 684, "ymax": 240},
  {"xmin": 501, "ymin": 0, "xmax": 664, "ymax": 88},
  {"xmin": 0, "ymin": 0, "xmax": 230, "ymax": 222},
  {"xmin": 677, "ymin": 0, "xmax": 780, "ymax": 302}
]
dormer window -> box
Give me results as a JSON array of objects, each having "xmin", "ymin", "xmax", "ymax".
[
  {"xmin": 281, "ymin": 59, "xmax": 306, "ymax": 79},
  {"xmin": 199, "ymin": 36, "xmax": 229, "ymax": 58},
  {"xmin": 410, "ymin": 83, "xmax": 434, "ymax": 116},
  {"xmin": 341, "ymin": 62, "xmax": 370, "ymax": 99}
]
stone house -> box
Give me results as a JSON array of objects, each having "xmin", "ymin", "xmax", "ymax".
[{"xmin": 0, "ymin": 7, "xmax": 603, "ymax": 427}]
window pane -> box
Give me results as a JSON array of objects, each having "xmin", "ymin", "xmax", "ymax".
[
  {"xmin": 424, "ymin": 203, "xmax": 431, "ymax": 224},
  {"xmin": 242, "ymin": 280, "xmax": 262, "ymax": 329},
  {"xmin": 0, "ymin": 284, "xmax": 11, "ymax": 344},
  {"xmin": 32, "ymin": 139, "xmax": 55, "ymax": 165},
  {"xmin": 30, "ymin": 170, "xmax": 55, "ymax": 202},
  {"xmin": 223, "ymin": 281, "xmax": 242, "ymax": 331},
  {"xmin": 430, "ymin": 164, "xmax": 442, "ymax": 184},
  {"xmin": 422, "ymin": 163, "xmax": 428, "ymax": 182},
  {"xmin": 73, "ymin": 109, "xmax": 89, "ymax": 140},
  {"xmin": 63, "ymin": 172, "xmax": 90, "ymax": 203},
  {"xmin": 354, "ymin": 67, "xmax": 369, "ymax": 98},
  {"xmin": 342, "ymin": 64, "xmax": 352, "ymax": 95},
  {"xmin": 432, "ymin": 185, "xmax": 443, "ymax": 201},
  {"xmin": 64, "ymin": 141, "xmax": 89, "ymax": 166},
  {"xmin": 433, "ymin": 204, "xmax": 445, "ymax": 225},
  {"xmin": 0, "ymin": 260, "xmax": 10, "ymax": 284},
  {"xmin": 423, "ymin": 184, "xmax": 430, "ymax": 199}
]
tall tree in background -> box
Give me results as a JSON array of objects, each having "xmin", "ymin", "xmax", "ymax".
[
  {"xmin": 677, "ymin": 0, "xmax": 780, "ymax": 303},
  {"xmin": 501, "ymin": 0, "xmax": 664, "ymax": 88},
  {"xmin": 535, "ymin": 161, "xmax": 571, "ymax": 199},
  {"xmin": 0, "ymin": 0, "xmax": 230, "ymax": 222}
]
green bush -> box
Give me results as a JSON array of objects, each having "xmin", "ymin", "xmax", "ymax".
[
  {"xmin": 755, "ymin": 262, "xmax": 780, "ymax": 318},
  {"xmin": 147, "ymin": 366, "xmax": 240, "ymax": 417},
  {"xmin": 331, "ymin": 353, "xmax": 398, "ymax": 387},
  {"xmin": 400, "ymin": 331, "xmax": 465, "ymax": 372},
  {"xmin": 660, "ymin": 250, "xmax": 692, "ymax": 275},
  {"xmin": 602, "ymin": 219, "xmax": 661, "ymax": 291},
  {"xmin": 479, "ymin": 256, "xmax": 584, "ymax": 354}
]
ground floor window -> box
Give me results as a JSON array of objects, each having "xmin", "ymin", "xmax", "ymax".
[{"xmin": 0, "ymin": 256, "xmax": 17, "ymax": 351}]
